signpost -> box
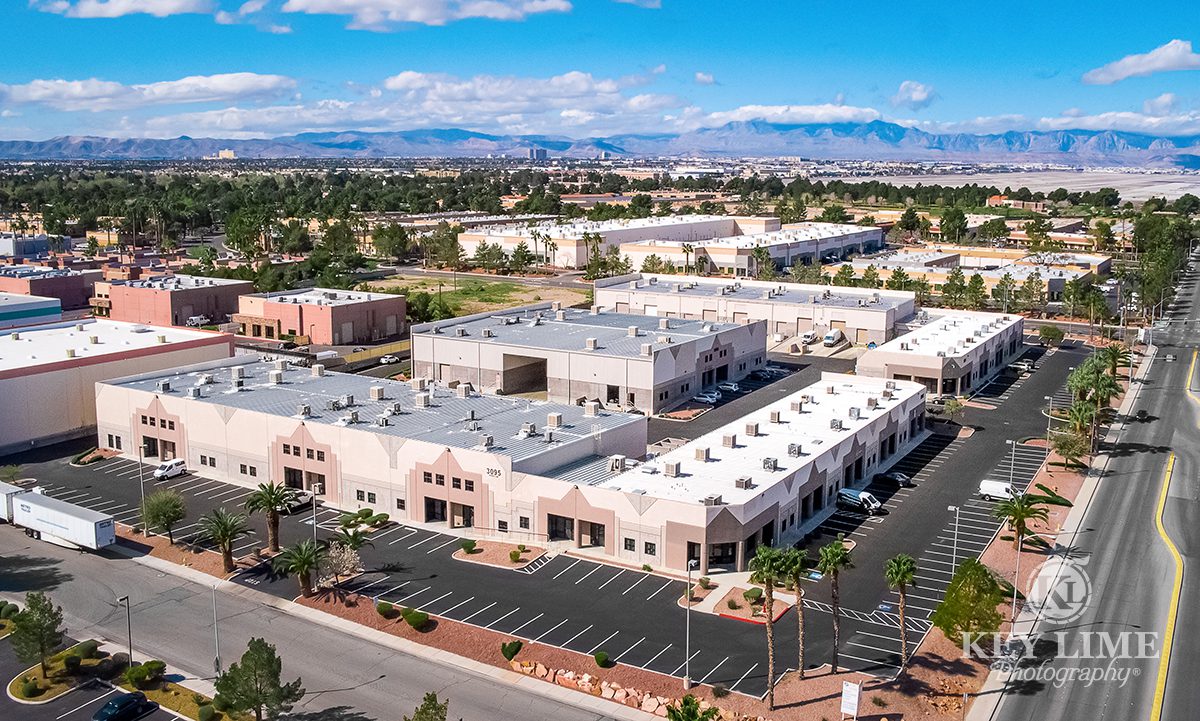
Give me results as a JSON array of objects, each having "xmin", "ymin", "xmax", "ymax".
[{"xmin": 840, "ymin": 680, "xmax": 861, "ymax": 720}]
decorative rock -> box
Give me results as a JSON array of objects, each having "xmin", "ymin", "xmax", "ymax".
[
  {"xmin": 601, "ymin": 686, "xmax": 615, "ymax": 699},
  {"xmin": 641, "ymin": 697, "xmax": 660, "ymax": 713},
  {"xmin": 535, "ymin": 663, "xmax": 548, "ymax": 678},
  {"xmin": 613, "ymin": 690, "xmax": 627, "ymax": 703},
  {"xmin": 509, "ymin": 661, "xmax": 522, "ymax": 672},
  {"xmin": 654, "ymin": 703, "xmax": 668, "ymax": 717}
]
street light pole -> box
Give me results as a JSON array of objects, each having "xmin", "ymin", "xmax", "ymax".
[
  {"xmin": 684, "ymin": 559, "xmax": 697, "ymax": 690},
  {"xmin": 1012, "ymin": 535, "xmax": 1022, "ymax": 624},
  {"xmin": 212, "ymin": 583, "xmax": 222, "ymax": 675},
  {"xmin": 136, "ymin": 443, "xmax": 147, "ymax": 535},
  {"xmin": 1044, "ymin": 395, "xmax": 1054, "ymax": 443},
  {"xmin": 117, "ymin": 595, "xmax": 132, "ymax": 665},
  {"xmin": 1006, "ymin": 439, "xmax": 1017, "ymax": 488},
  {"xmin": 947, "ymin": 505, "xmax": 960, "ymax": 568}
]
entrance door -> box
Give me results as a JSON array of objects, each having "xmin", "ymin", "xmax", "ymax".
[
  {"xmin": 547, "ymin": 514, "xmax": 574, "ymax": 542},
  {"xmin": 283, "ymin": 467, "xmax": 303, "ymax": 489},
  {"xmin": 142, "ymin": 436, "xmax": 159, "ymax": 458},
  {"xmin": 160, "ymin": 440, "xmax": 176, "ymax": 461},
  {"xmin": 305, "ymin": 472, "xmax": 326, "ymax": 495},
  {"xmin": 425, "ymin": 498, "xmax": 447, "ymax": 523}
]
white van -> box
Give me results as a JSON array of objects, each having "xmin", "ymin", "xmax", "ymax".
[
  {"xmin": 152, "ymin": 459, "xmax": 187, "ymax": 480},
  {"xmin": 822, "ymin": 328, "xmax": 845, "ymax": 347},
  {"xmin": 800, "ymin": 330, "xmax": 819, "ymax": 345},
  {"xmin": 978, "ymin": 479, "xmax": 1016, "ymax": 501},
  {"xmin": 836, "ymin": 488, "xmax": 882, "ymax": 515}
]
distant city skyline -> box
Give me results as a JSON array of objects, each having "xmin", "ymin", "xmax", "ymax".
[{"xmin": 0, "ymin": 1, "xmax": 1198, "ymax": 141}]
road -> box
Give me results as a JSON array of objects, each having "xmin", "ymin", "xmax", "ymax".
[
  {"xmin": 993, "ymin": 264, "xmax": 1200, "ymax": 721},
  {"xmin": 0, "ymin": 531, "xmax": 627, "ymax": 721}
]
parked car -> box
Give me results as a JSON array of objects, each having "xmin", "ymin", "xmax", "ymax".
[
  {"xmin": 1009, "ymin": 359, "xmax": 1035, "ymax": 374},
  {"xmin": 692, "ymin": 392, "xmax": 720, "ymax": 405},
  {"xmin": 706, "ymin": 389, "xmax": 723, "ymax": 400},
  {"xmin": 978, "ymin": 479, "xmax": 1016, "ymax": 501},
  {"xmin": 379, "ymin": 355, "xmax": 400, "ymax": 364},
  {"xmin": 836, "ymin": 488, "xmax": 883, "ymax": 515},
  {"xmin": 1136, "ymin": 409, "xmax": 1149, "ymax": 421},
  {"xmin": 764, "ymin": 364, "xmax": 789, "ymax": 375},
  {"xmin": 352, "ymin": 346, "xmax": 366, "ymax": 353},
  {"xmin": 184, "ymin": 315, "xmax": 210, "ymax": 327},
  {"xmin": 875, "ymin": 471, "xmax": 914, "ymax": 488},
  {"xmin": 822, "ymin": 328, "xmax": 845, "ymax": 347},
  {"xmin": 151, "ymin": 459, "xmax": 186, "ymax": 480},
  {"xmin": 92, "ymin": 692, "xmax": 159, "ymax": 721},
  {"xmin": 800, "ymin": 330, "xmax": 819, "ymax": 345},
  {"xmin": 716, "ymin": 381, "xmax": 740, "ymax": 393},
  {"xmin": 282, "ymin": 489, "xmax": 315, "ymax": 515}
]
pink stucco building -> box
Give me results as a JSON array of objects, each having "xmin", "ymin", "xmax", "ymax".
[
  {"xmin": 94, "ymin": 274, "xmax": 255, "ymax": 327},
  {"xmin": 233, "ymin": 288, "xmax": 406, "ymax": 345}
]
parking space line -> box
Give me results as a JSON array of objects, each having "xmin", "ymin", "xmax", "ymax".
[
  {"xmin": 699, "ymin": 656, "xmax": 729, "ymax": 685},
  {"xmin": 534, "ymin": 619, "xmax": 568, "ymax": 642},
  {"xmin": 509, "ymin": 613, "xmax": 544, "ymax": 636},
  {"xmin": 615, "ymin": 637, "xmax": 645, "ymax": 661},
  {"xmin": 440, "ymin": 596, "xmax": 475, "ymax": 617},
  {"xmin": 88, "ymin": 500, "xmax": 128, "ymax": 512},
  {"xmin": 562, "ymin": 624, "xmax": 594, "ymax": 647},
  {"xmin": 486, "ymin": 607, "xmax": 521, "ymax": 629},
  {"xmin": 671, "ymin": 651, "xmax": 701, "ymax": 676},
  {"xmin": 622, "ymin": 574, "xmax": 649, "ymax": 595},
  {"xmin": 426, "ymin": 538, "xmax": 460, "ymax": 554},
  {"xmin": 597, "ymin": 569, "xmax": 625, "ymax": 590},
  {"xmin": 370, "ymin": 525, "xmax": 407, "ymax": 541},
  {"xmin": 849, "ymin": 640, "xmax": 901, "ymax": 655},
  {"xmin": 350, "ymin": 576, "xmax": 389, "ymax": 594},
  {"xmin": 587, "ymin": 631, "xmax": 620, "ymax": 655},
  {"xmin": 56, "ymin": 687, "xmax": 118, "ymax": 719},
  {"xmin": 915, "ymin": 574, "xmax": 950, "ymax": 585},
  {"xmin": 394, "ymin": 586, "xmax": 429, "ymax": 605},
  {"xmin": 207, "ymin": 487, "xmax": 250, "ymax": 502},
  {"xmin": 646, "ymin": 580, "xmax": 673, "ymax": 600},
  {"xmin": 839, "ymin": 652, "xmax": 900, "ymax": 671},
  {"xmin": 553, "ymin": 559, "xmax": 582, "ymax": 580},
  {"xmin": 455, "ymin": 601, "xmax": 495, "ymax": 623},
  {"xmin": 421, "ymin": 591, "xmax": 454, "ymax": 609},
  {"xmin": 388, "ymin": 529, "xmax": 419, "ymax": 545},
  {"xmin": 574, "ymin": 564, "xmax": 603, "ymax": 585},
  {"xmin": 731, "ymin": 662, "xmax": 759, "ymax": 692},
  {"xmin": 642, "ymin": 643, "xmax": 672, "ymax": 669},
  {"xmin": 853, "ymin": 629, "xmax": 906, "ymax": 644},
  {"xmin": 376, "ymin": 582, "xmax": 409, "ymax": 599},
  {"xmin": 407, "ymin": 534, "xmax": 441, "ymax": 550}
]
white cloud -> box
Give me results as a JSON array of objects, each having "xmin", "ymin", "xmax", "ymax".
[
  {"xmin": 694, "ymin": 71, "xmax": 714, "ymax": 86},
  {"xmin": 238, "ymin": 0, "xmax": 267, "ymax": 12},
  {"xmin": 651, "ymin": 64, "xmax": 667, "ymax": 75},
  {"xmin": 896, "ymin": 114, "xmax": 1031, "ymax": 134},
  {"xmin": 32, "ymin": 0, "xmax": 214, "ymax": 18},
  {"xmin": 614, "ymin": 0, "xmax": 661, "ymax": 7},
  {"xmin": 1037, "ymin": 109, "xmax": 1200, "ymax": 135},
  {"xmin": 279, "ymin": 0, "xmax": 571, "ymax": 29},
  {"xmin": 1143, "ymin": 92, "xmax": 1177, "ymax": 116},
  {"xmin": 700, "ymin": 103, "xmax": 882, "ymax": 127},
  {"xmin": 890, "ymin": 80, "xmax": 936, "ymax": 110},
  {"xmin": 1083, "ymin": 39, "xmax": 1200, "ymax": 85},
  {"xmin": 267, "ymin": 23, "xmax": 293, "ymax": 32},
  {"xmin": 0, "ymin": 72, "xmax": 296, "ymax": 112}
]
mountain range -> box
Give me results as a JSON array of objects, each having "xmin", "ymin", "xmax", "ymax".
[{"xmin": 2, "ymin": 121, "xmax": 1199, "ymax": 167}]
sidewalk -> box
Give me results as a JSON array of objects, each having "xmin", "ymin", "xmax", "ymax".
[{"xmin": 965, "ymin": 345, "xmax": 1156, "ymax": 721}]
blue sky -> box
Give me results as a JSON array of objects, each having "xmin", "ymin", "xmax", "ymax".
[{"xmin": 1, "ymin": 0, "xmax": 1199, "ymax": 140}]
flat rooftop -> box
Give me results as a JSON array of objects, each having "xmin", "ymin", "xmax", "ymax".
[
  {"xmin": 871, "ymin": 311, "xmax": 1022, "ymax": 358},
  {"xmin": 124, "ymin": 274, "xmax": 251, "ymax": 290},
  {"xmin": 468, "ymin": 214, "xmax": 731, "ymax": 240},
  {"xmin": 627, "ymin": 223, "xmax": 876, "ymax": 251},
  {"xmin": 0, "ymin": 265, "xmax": 81, "ymax": 279},
  {"xmin": 255, "ymin": 288, "xmax": 399, "ymax": 307},
  {"xmin": 597, "ymin": 373, "xmax": 925, "ymax": 504},
  {"xmin": 417, "ymin": 306, "xmax": 746, "ymax": 357},
  {"xmin": 848, "ymin": 251, "xmax": 958, "ymax": 269},
  {"xmin": 106, "ymin": 359, "xmax": 643, "ymax": 466},
  {"xmin": 610, "ymin": 275, "xmax": 912, "ymax": 311},
  {"xmin": 0, "ymin": 292, "xmax": 59, "ymax": 308},
  {"xmin": 0, "ymin": 319, "xmax": 221, "ymax": 373}
]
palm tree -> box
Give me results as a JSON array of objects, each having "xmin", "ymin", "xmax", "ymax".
[
  {"xmin": 665, "ymin": 695, "xmax": 719, "ymax": 721},
  {"xmin": 747, "ymin": 545, "xmax": 786, "ymax": 710},
  {"xmin": 884, "ymin": 554, "xmax": 918, "ymax": 672},
  {"xmin": 780, "ymin": 547, "xmax": 809, "ymax": 679},
  {"xmin": 1065, "ymin": 401, "xmax": 1095, "ymax": 437},
  {"xmin": 330, "ymin": 527, "xmax": 373, "ymax": 551},
  {"xmin": 816, "ymin": 536, "xmax": 854, "ymax": 673},
  {"xmin": 272, "ymin": 539, "xmax": 327, "ymax": 597},
  {"xmin": 199, "ymin": 508, "xmax": 250, "ymax": 573},
  {"xmin": 244, "ymin": 482, "xmax": 298, "ymax": 553},
  {"xmin": 1097, "ymin": 343, "xmax": 1131, "ymax": 378},
  {"xmin": 993, "ymin": 494, "xmax": 1049, "ymax": 550},
  {"xmin": 681, "ymin": 243, "xmax": 694, "ymax": 274}
]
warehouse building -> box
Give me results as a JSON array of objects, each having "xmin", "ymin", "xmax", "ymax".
[
  {"xmin": 0, "ymin": 266, "xmax": 96, "ymax": 310},
  {"xmin": 411, "ymin": 303, "xmax": 767, "ymax": 414},
  {"xmin": 0, "ymin": 292, "xmax": 62, "ymax": 329},
  {"xmin": 856, "ymin": 310, "xmax": 1025, "ymax": 396},
  {"xmin": 595, "ymin": 274, "xmax": 915, "ymax": 346},
  {"xmin": 0, "ymin": 320, "xmax": 234, "ymax": 455},
  {"xmin": 92, "ymin": 274, "xmax": 255, "ymax": 327},
  {"xmin": 233, "ymin": 288, "xmax": 406, "ymax": 346}
]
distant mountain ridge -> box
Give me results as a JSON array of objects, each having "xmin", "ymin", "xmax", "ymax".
[{"xmin": 3, "ymin": 121, "xmax": 1200, "ymax": 167}]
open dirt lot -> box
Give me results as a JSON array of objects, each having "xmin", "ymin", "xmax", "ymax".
[{"xmin": 363, "ymin": 277, "xmax": 589, "ymax": 315}]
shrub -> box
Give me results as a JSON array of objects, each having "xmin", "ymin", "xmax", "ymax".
[
  {"xmin": 78, "ymin": 640, "xmax": 100, "ymax": 659},
  {"xmin": 369, "ymin": 513, "xmax": 390, "ymax": 526},
  {"xmin": 726, "ymin": 599, "xmax": 740, "ymax": 610},
  {"xmin": 404, "ymin": 610, "xmax": 430, "ymax": 630},
  {"xmin": 641, "ymin": 564, "xmax": 652, "ymax": 572},
  {"xmin": 0, "ymin": 602, "xmax": 18, "ymax": 619},
  {"xmin": 500, "ymin": 641, "xmax": 523, "ymax": 661},
  {"xmin": 376, "ymin": 601, "xmax": 394, "ymax": 618},
  {"xmin": 21, "ymin": 678, "xmax": 40, "ymax": 698},
  {"xmin": 712, "ymin": 684, "xmax": 730, "ymax": 698},
  {"xmin": 698, "ymin": 576, "xmax": 711, "ymax": 590},
  {"xmin": 142, "ymin": 660, "xmax": 166, "ymax": 683},
  {"xmin": 684, "ymin": 589, "xmax": 694, "ymax": 601},
  {"xmin": 872, "ymin": 696, "xmax": 888, "ymax": 708},
  {"xmin": 357, "ymin": 508, "xmax": 375, "ymax": 520},
  {"xmin": 743, "ymin": 587, "xmax": 763, "ymax": 604},
  {"xmin": 509, "ymin": 549, "xmax": 522, "ymax": 563},
  {"xmin": 198, "ymin": 705, "xmax": 216, "ymax": 721},
  {"xmin": 460, "ymin": 539, "xmax": 477, "ymax": 554},
  {"xmin": 191, "ymin": 693, "xmax": 206, "ymax": 706},
  {"xmin": 110, "ymin": 653, "xmax": 130, "ymax": 672},
  {"xmin": 517, "ymin": 544, "xmax": 527, "ymax": 553},
  {"xmin": 338, "ymin": 513, "xmax": 359, "ymax": 528},
  {"xmin": 212, "ymin": 694, "xmax": 229, "ymax": 712},
  {"xmin": 125, "ymin": 664, "xmax": 150, "ymax": 688},
  {"xmin": 594, "ymin": 651, "xmax": 610, "ymax": 668},
  {"xmin": 64, "ymin": 654, "xmax": 82, "ymax": 674}
]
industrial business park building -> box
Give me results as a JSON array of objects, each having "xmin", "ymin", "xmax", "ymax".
[
  {"xmin": 595, "ymin": 274, "xmax": 915, "ymax": 346},
  {"xmin": 92, "ymin": 274, "xmax": 256, "ymax": 327},
  {"xmin": 410, "ymin": 304, "xmax": 767, "ymax": 414},
  {"xmin": 0, "ymin": 265, "xmax": 96, "ymax": 310},
  {"xmin": 0, "ymin": 292, "xmax": 62, "ymax": 329},
  {"xmin": 233, "ymin": 288, "xmax": 407, "ymax": 346}
]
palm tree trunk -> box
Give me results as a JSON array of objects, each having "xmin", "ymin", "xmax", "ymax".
[
  {"xmin": 765, "ymin": 587, "xmax": 776, "ymax": 710},
  {"xmin": 268, "ymin": 512, "xmax": 280, "ymax": 552},
  {"xmin": 831, "ymin": 574, "xmax": 841, "ymax": 673},
  {"xmin": 167, "ymin": 528, "xmax": 174, "ymax": 544},
  {"xmin": 300, "ymin": 572, "xmax": 312, "ymax": 598},
  {"xmin": 222, "ymin": 547, "xmax": 234, "ymax": 574},
  {"xmin": 796, "ymin": 582, "xmax": 805, "ymax": 679},
  {"xmin": 898, "ymin": 587, "xmax": 908, "ymax": 671}
]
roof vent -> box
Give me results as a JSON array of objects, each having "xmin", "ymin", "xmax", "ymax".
[
  {"xmin": 745, "ymin": 422, "xmax": 759, "ymax": 437},
  {"xmin": 312, "ymin": 364, "xmax": 325, "ymax": 377},
  {"xmin": 296, "ymin": 403, "xmax": 311, "ymax": 418},
  {"xmin": 547, "ymin": 412, "xmax": 563, "ymax": 428},
  {"xmin": 156, "ymin": 380, "xmax": 171, "ymax": 393},
  {"xmin": 269, "ymin": 370, "xmax": 284, "ymax": 385},
  {"xmin": 769, "ymin": 410, "xmax": 782, "ymax": 424},
  {"xmin": 762, "ymin": 457, "xmax": 778, "ymax": 471},
  {"xmin": 735, "ymin": 477, "xmax": 753, "ymax": 490},
  {"xmin": 583, "ymin": 400, "xmax": 600, "ymax": 417},
  {"xmin": 415, "ymin": 392, "xmax": 431, "ymax": 408},
  {"xmin": 585, "ymin": 337, "xmax": 598, "ymax": 351},
  {"xmin": 788, "ymin": 443, "xmax": 803, "ymax": 457},
  {"xmin": 664, "ymin": 461, "xmax": 681, "ymax": 478},
  {"xmin": 722, "ymin": 434, "xmax": 737, "ymax": 448},
  {"xmin": 369, "ymin": 385, "xmax": 385, "ymax": 401}
]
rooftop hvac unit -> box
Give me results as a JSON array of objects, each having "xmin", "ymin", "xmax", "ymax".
[
  {"xmin": 936, "ymin": 351, "xmax": 946, "ymax": 357},
  {"xmin": 702, "ymin": 494, "xmax": 723, "ymax": 506},
  {"xmin": 745, "ymin": 422, "xmax": 759, "ymax": 437},
  {"xmin": 583, "ymin": 401, "xmax": 600, "ymax": 417},
  {"xmin": 273, "ymin": 359, "xmax": 288, "ymax": 371},
  {"xmin": 297, "ymin": 404, "xmax": 311, "ymax": 418},
  {"xmin": 790, "ymin": 400, "xmax": 804, "ymax": 412},
  {"xmin": 664, "ymin": 461, "xmax": 681, "ymax": 478},
  {"xmin": 375, "ymin": 415, "xmax": 390, "ymax": 427},
  {"xmin": 826, "ymin": 384, "xmax": 836, "ymax": 394},
  {"xmin": 89, "ymin": 335, "xmax": 99, "ymax": 344},
  {"xmin": 341, "ymin": 394, "xmax": 354, "ymax": 407},
  {"xmin": 547, "ymin": 412, "xmax": 563, "ymax": 428},
  {"xmin": 551, "ymin": 301, "xmax": 562, "ymax": 311},
  {"xmin": 762, "ymin": 457, "xmax": 778, "ymax": 471},
  {"xmin": 482, "ymin": 328, "xmax": 495, "ymax": 338},
  {"xmin": 479, "ymin": 433, "xmax": 494, "ymax": 448},
  {"xmin": 347, "ymin": 410, "xmax": 358, "ymax": 424},
  {"xmin": 830, "ymin": 418, "xmax": 843, "ymax": 431},
  {"xmin": 312, "ymin": 364, "xmax": 325, "ymax": 377},
  {"xmin": 231, "ymin": 366, "xmax": 245, "ymax": 380},
  {"xmin": 867, "ymin": 397, "xmax": 878, "ymax": 409},
  {"xmin": 658, "ymin": 317, "xmax": 671, "ymax": 330},
  {"xmin": 788, "ymin": 443, "xmax": 802, "ymax": 457},
  {"xmin": 521, "ymin": 422, "xmax": 537, "ymax": 435},
  {"xmin": 415, "ymin": 392, "xmax": 431, "ymax": 408},
  {"xmin": 325, "ymin": 398, "xmax": 341, "ymax": 411},
  {"xmin": 232, "ymin": 379, "xmax": 244, "ymax": 390},
  {"xmin": 885, "ymin": 380, "xmax": 896, "ymax": 389},
  {"xmin": 465, "ymin": 420, "xmax": 480, "ymax": 432},
  {"xmin": 555, "ymin": 310, "xmax": 566, "ymax": 321},
  {"xmin": 722, "ymin": 433, "xmax": 737, "ymax": 448},
  {"xmin": 640, "ymin": 343, "xmax": 653, "ymax": 357},
  {"xmin": 695, "ymin": 446, "xmax": 710, "ymax": 462},
  {"xmin": 627, "ymin": 325, "xmax": 639, "ymax": 337},
  {"xmin": 735, "ymin": 477, "xmax": 753, "ymax": 490},
  {"xmin": 769, "ymin": 410, "xmax": 782, "ymax": 424},
  {"xmin": 656, "ymin": 335, "xmax": 672, "ymax": 344},
  {"xmin": 900, "ymin": 342, "xmax": 910, "ymax": 350},
  {"xmin": 413, "ymin": 377, "xmax": 429, "ymax": 391},
  {"xmin": 455, "ymin": 384, "xmax": 471, "ymax": 398},
  {"xmin": 369, "ymin": 386, "xmax": 385, "ymax": 401},
  {"xmin": 585, "ymin": 337, "xmax": 598, "ymax": 351},
  {"xmin": 590, "ymin": 305, "xmax": 601, "ymax": 315},
  {"xmin": 390, "ymin": 401, "xmax": 403, "ymax": 415},
  {"xmin": 187, "ymin": 387, "xmax": 201, "ymax": 399},
  {"xmin": 269, "ymin": 370, "xmax": 284, "ymax": 385},
  {"xmin": 543, "ymin": 430, "xmax": 555, "ymax": 444},
  {"xmin": 156, "ymin": 335, "xmax": 167, "ymax": 344},
  {"xmin": 455, "ymin": 327, "xmax": 468, "ymax": 337},
  {"xmin": 882, "ymin": 389, "xmax": 893, "ymax": 399},
  {"xmin": 75, "ymin": 323, "xmax": 84, "ymax": 331},
  {"xmin": 608, "ymin": 455, "xmax": 626, "ymax": 473}
]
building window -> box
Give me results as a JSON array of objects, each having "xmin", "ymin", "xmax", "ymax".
[
  {"xmin": 498, "ymin": 520, "xmax": 508, "ymax": 532},
  {"xmin": 239, "ymin": 464, "xmax": 247, "ymax": 474},
  {"xmin": 519, "ymin": 516, "xmax": 530, "ymax": 530},
  {"xmin": 248, "ymin": 466, "xmax": 257, "ymax": 477},
  {"xmin": 423, "ymin": 471, "xmax": 433, "ymax": 484},
  {"xmin": 294, "ymin": 446, "xmax": 302, "ymax": 457},
  {"xmin": 681, "ymin": 383, "xmax": 689, "ymax": 392},
  {"xmin": 356, "ymin": 490, "xmax": 365, "ymax": 502},
  {"xmin": 367, "ymin": 492, "xmax": 377, "ymax": 504},
  {"xmin": 316, "ymin": 450, "xmax": 325, "ymax": 462},
  {"xmin": 283, "ymin": 444, "xmax": 291, "ymax": 455},
  {"xmin": 624, "ymin": 538, "xmax": 635, "ymax": 552},
  {"xmin": 141, "ymin": 415, "xmax": 148, "ymax": 425},
  {"xmin": 167, "ymin": 420, "xmax": 175, "ymax": 431},
  {"xmin": 464, "ymin": 479, "xmax": 475, "ymax": 492},
  {"xmin": 435, "ymin": 474, "xmax": 445, "ymax": 486},
  {"xmin": 306, "ymin": 448, "xmax": 314, "ymax": 460},
  {"xmin": 452, "ymin": 477, "xmax": 462, "ymax": 489},
  {"xmin": 644, "ymin": 542, "xmax": 657, "ymax": 556},
  {"xmin": 149, "ymin": 417, "xmax": 156, "ymax": 427},
  {"xmin": 396, "ymin": 499, "xmax": 406, "ymax": 511}
]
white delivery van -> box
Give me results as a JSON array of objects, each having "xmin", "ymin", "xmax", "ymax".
[
  {"xmin": 152, "ymin": 459, "xmax": 187, "ymax": 480},
  {"xmin": 822, "ymin": 328, "xmax": 844, "ymax": 347},
  {"xmin": 800, "ymin": 330, "xmax": 819, "ymax": 345},
  {"xmin": 978, "ymin": 480, "xmax": 1016, "ymax": 501},
  {"xmin": 836, "ymin": 488, "xmax": 883, "ymax": 515},
  {"xmin": 12, "ymin": 490, "xmax": 116, "ymax": 550}
]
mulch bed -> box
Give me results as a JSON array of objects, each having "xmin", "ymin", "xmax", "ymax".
[
  {"xmin": 115, "ymin": 527, "xmax": 250, "ymax": 580},
  {"xmin": 452, "ymin": 540, "xmax": 546, "ymax": 569},
  {"xmin": 677, "ymin": 581, "xmax": 718, "ymax": 608},
  {"xmin": 715, "ymin": 587, "xmax": 790, "ymax": 624}
]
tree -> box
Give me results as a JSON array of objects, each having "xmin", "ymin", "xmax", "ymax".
[
  {"xmin": 860, "ymin": 264, "xmax": 882, "ymax": 289},
  {"xmin": 508, "ymin": 240, "xmax": 535, "ymax": 274},
  {"xmin": 818, "ymin": 204, "xmax": 851, "ymax": 224},
  {"xmin": 244, "ymin": 482, "xmax": 298, "ymax": 553},
  {"xmin": 896, "ymin": 207, "xmax": 921, "ymax": 233},
  {"xmin": 977, "ymin": 218, "xmax": 1010, "ymax": 242},
  {"xmin": 1065, "ymin": 401, "xmax": 1095, "ymax": 437},
  {"xmin": 0, "ymin": 464, "xmax": 22, "ymax": 483},
  {"xmin": 884, "ymin": 554, "xmax": 917, "ymax": 672},
  {"xmin": 404, "ymin": 692, "xmax": 449, "ymax": 721},
  {"xmin": 833, "ymin": 264, "xmax": 857, "ymax": 287},
  {"xmin": 1019, "ymin": 271, "xmax": 1046, "ymax": 313},
  {"xmin": 680, "ymin": 243, "xmax": 694, "ymax": 275},
  {"xmin": 324, "ymin": 542, "xmax": 362, "ymax": 585},
  {"xmin": 142, "ymin": 489, "xmax": 186, "ymax": 543},
  {"xmin": 992, "ymin": 272, "xmax": 1017, "ymax": 311},
  {"xmin": 10, "ymin": 592, "xmax": 64, "ymax": 678},
  {"xmin": 780, "ymin": 547, "xmax": 809, "ymax": 679},
  {"xmin": 641, "ymin": 254, "xmax": 666, "ymax": 274},
  {"xmin": 930, "ymin": 559, "xmax": 1003, "ymax": 645},
  {"xmin": 1023, "ymin": 217, "xmax": 1056, "ymax": 251},
  {"xmin": 884, "ymin": 267, "xmax": 910, "ymax": 291},
  {"xmin": 966, "ymin": 273, "xmax": 988, "ymax": 309},
  {"xmin": 666, "ymin": 695, "xmax": 719, "ymax": 721},
  {"xmin": 272, "ymin": 539, "xmax": 327, "ymax": 597},
  {"xmin": 910, "ymin": 278, "xmax": 932, "ymax": 305},
  {"xmin": 752, "ymin": 246, "xmax": 776, "ymax": 280},
  {"xmin": 993, "ymin": 494, "xmax": 1050, "ymax": 550},
  {"xmin": 941, "ymin": 267, "xmax": 968, "ymax": 308},
  {"xmin": 200, "ymin": 508, "xmax": 250, "ymax": 573},
  {"xmin": 1038, "ymin": 324, "xmax": 1065, "ymax": 347},
  {"xmin": 1052, "ymin": 431, "xmax": 1090, "ymax": 468},
  {"xmin": 372, "ymin": 223, "xmax": 412, "ymax": 263},
  {"xmin": 943, "ymin": 397, "xmax": 965, "ymax": 420},
  {"xmin": 939, "ymin": 208, "xmax": 968, "ymax": 243},
  {"xmin": 1097, "ymin": 343, "xmax": 1131, "ymax": 378},
  {"xmin": 816, "ymin": 536, "xmax": 854, "ymax": 673},
  {"xmin": 747, "ymin": 545, "xmax": 786, "ymax": 709},
  {"xmin": 774, "ymin": 195, "xmax": 806, "ymax": 225},
  {"xmin": 214, "ymin": 637, "xmax": 304, "ymax": 721}
]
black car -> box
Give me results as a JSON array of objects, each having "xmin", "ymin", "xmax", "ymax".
[
  {"xmin": 875, "ymin": 471, "xmax": 914, "ymax": 488},
  {"xmin": 92, "ymin": 692, "xmax": 159, "ymax": 721}
]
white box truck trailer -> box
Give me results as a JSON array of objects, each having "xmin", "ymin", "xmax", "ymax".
[
  {"xmin": 11, "ymin": 489, "xmax": 116, "ymax": 550},
  {"xmin": 0, "ymin": 480, "xmax": 28, "ymax": 523}
]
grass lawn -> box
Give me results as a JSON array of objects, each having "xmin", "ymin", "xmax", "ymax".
[
  {"xmin": 118, "ymin": 679, "xmax": 250, "ymax": 721},
  {"xmin": 362, "ymin": 276, "xmax": 587, "ymax": 316},
  {"xmin": 7, "ymin": 642, "xmax": 102, "ymax": 702},
  {"xmin": 0, "ymin": 618, "xmax": 11, "ymax": 640}
]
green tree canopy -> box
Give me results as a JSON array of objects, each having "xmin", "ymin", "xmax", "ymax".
[
  {"xmin": 930, "ymin": 559, "xmax": 1003, "ymax": 645},
  {"xmin": 10, "ymin": 592, "xmax": 65, "ymax": 678},
  {"xmin": 214, "ymin": 637, "xmax": 304, "ymax": 721}
]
